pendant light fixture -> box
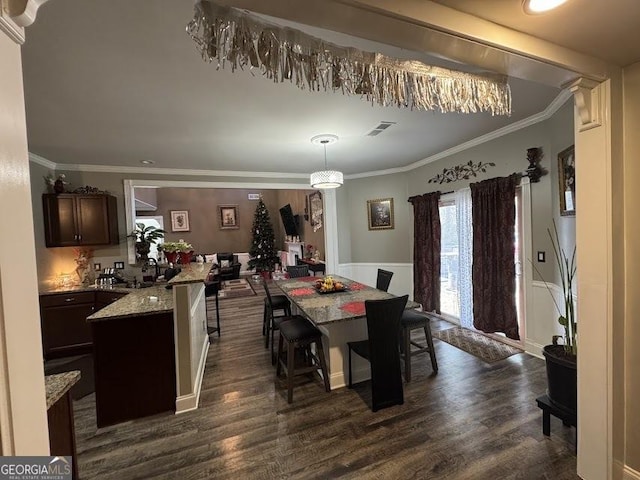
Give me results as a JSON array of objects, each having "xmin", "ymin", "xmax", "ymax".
[{"xmin": 310, "ymin": 134, "xmax": 343, "ymax": 189}]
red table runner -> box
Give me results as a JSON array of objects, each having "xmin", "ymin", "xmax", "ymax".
[{"xmin": 288, "ymin": 287, "xmax": 315, "ymax": 297}]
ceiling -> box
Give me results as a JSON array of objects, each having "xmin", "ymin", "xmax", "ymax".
[{"xmin": 20, "ymin": 0, "xmax": 577, "ymax": 177}]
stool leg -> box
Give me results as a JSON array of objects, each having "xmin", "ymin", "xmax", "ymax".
[
  {"xmin": 348, "ymin": 346, "xmax": 353, "ymax": 388},
  {"xmin": 215, "ymin": 294, "xmax": 220, "ymax": 337},
  {"xmin": 424, "ymin": 323, "xmax": 438, "ymax": 373},
  {"xmin": 262, "ymin": 304, "xmax": 267, "ymax": 336},
  {"xmin": 315, "ymin": 338, "xmax": 330, "ymax": 393},
  {"xmin": 287, "ymin": 341, "xmax": 295, "ymax": 404},
  {"xmin": 276, "ymin": 333, "xmax": 284, "ymax": 377},
  {"xmin": 404, "ymin": 326, "xmax": 412, "ymax": 383},
  {"xmin": 264, "ymin": 307, "xmax": 272, "ymax": 349}
]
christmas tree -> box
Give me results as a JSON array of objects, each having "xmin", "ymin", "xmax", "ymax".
[{"xmin": 248, "ymin": 198, "xmax": 278, "ymax": 272}]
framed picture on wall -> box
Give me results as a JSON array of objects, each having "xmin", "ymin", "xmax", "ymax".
[
  {"xmin": 309, "ymin": 191, "xmax": 323, "ymax": 232},
  {"xmin": 367, "ymin": 198, "xmax": 394, "ymax": 230},
  {"xmin": 170, "ymin": 210, "xmax": 190, "ymax": 232},
  {"xmin": 219, "ymin": 204, "xmax": 239, "ymax": 230},
  {"xmin": 558, "ymin": 145, "xmax": 576, "ymax": 216}
]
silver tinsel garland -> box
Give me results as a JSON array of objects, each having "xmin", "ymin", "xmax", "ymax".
[{"xmin": 186, "ymin": 1, "xmax": 511, "ymax": 116}]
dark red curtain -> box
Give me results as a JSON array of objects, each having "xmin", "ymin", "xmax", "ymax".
[
  {"xmin": 470, "ymin": 175, "xmax": 519, "ymax": 340},
  {"xmin": 410, "ymin": 192, "xmax": 441, "ymax": 313}
]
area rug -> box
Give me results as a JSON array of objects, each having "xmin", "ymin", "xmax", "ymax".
[
  {"xmin": 433, "ymin": 327, "xmax": 523, "ymax": 363},
  {"xmin": 217, "ymin": 278, "xmax": 256, "ymax": 299}
]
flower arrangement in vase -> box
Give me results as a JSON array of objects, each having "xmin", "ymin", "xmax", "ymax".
[{"xmin": 159, "ymin": 239, "xmax": 193, "ymax": 265}]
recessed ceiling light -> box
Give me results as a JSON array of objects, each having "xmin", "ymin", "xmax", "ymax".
[
  {"xmin": 523, "ymin": 0, "xmax": 570, "ymax": 14},
  {"xmin": 140, "ymin": 160, "xmax": 155, "ymax": 165}
]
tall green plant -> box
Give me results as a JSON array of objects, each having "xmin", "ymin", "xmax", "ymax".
[{"xmin": 547, "ymin": 221, "xmax": 577, "ymax": 355}]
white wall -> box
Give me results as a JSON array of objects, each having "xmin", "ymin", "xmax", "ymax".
[{"xmin": 0, "ymin": 31, "xmax": 49, "ymax": 454}]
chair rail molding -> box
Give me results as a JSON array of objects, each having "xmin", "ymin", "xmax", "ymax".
[
  {"xmin": 0, "ymin": 0, "xmax": 49, "ymax": 44},
  {"xmin": 567, "ymin": 77, "xmax": 603, "ymax": 132}
]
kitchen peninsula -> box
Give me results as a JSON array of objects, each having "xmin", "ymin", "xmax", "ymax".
[{"xmin": 87, "ymin": 264, "xmax": 212, "ymax": 427}]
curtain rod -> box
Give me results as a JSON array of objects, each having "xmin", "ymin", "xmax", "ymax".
[{"xmin": 407, "ymin": 169, "xmax": 542, "ymax": 203}]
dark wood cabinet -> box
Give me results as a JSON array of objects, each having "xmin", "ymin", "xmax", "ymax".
[
  {"xmin": 43, "ymin": 194, "xmax": 119, "ymax": 247},
  {"xmin": 40, "ymin": 292, "xmax": 95, "ymax": 359}
]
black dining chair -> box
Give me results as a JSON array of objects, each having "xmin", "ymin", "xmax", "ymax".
[
  {"xmin": 286, "ymin": 264, "xmax": 310, "ymax": 278},
  {"xmin": 376, "ymin": 269, "xmax": 394, "ymax": 292},
  {"xmin": 347, "ymin": 294, "xmax": 408, "ymax": 412},
  {"xmin": 262, "ymin": 279, "xmax": 292, "ymax": 364}
]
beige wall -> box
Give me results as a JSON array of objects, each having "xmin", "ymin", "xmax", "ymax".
[
  {"xmin": 342, "ymin": 173, "xmax": 410, "ymax": 263},
  {"xmin": 0, "ymin": 33, "xmax": 49, "ymax": 454},
  {"xmin": 623, "ymin": 62, "xmax": 640, "ymax": 472},
  {"xmin": 140, "ymin": 187, "xmax": 281, "ymax": 254}
]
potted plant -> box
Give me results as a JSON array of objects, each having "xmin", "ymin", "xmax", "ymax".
[
  {"xmin": 540, "ymin": 221, "xmax": 577, "ymax": 414},
  {"xmin": 175, "ymin": 239, "xmax": 194, "ymax": 265},
  {"xmin": 128, "ymin": 223, "xmax": 166, "ymax": 262}
]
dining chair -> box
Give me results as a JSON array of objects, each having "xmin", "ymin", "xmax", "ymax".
[
  {"xmin": 286, "ymin": 264, "xmax": 309, "ymax": 278},
  {"xmin": 400, "ymin": 309, "xmax": 438, "ymax": 382},
  {"xmin": 376, "ymin": 269, "xmax": 394, "ymax": 292},
  {"xmin": 262, "ymin": 278, "xmax": 292, "ymax": 364},
  {"xmin": 347, "ymin": 294, "xmax": 408, "ymax": 412}
]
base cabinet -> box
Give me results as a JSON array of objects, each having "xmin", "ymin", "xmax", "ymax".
[{"xmin": 40, "ymin": 290, "xmax": 127, "ymax": 359}]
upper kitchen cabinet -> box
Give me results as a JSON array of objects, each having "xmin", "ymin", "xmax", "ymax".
[{"xmin": 43, "ymin": 194, "xmax": 119, "ymax": 247}]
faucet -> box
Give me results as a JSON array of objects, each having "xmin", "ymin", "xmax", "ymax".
[{"xmin": 147, "ymin": 258, "xmax": 160, "ymax": 280}]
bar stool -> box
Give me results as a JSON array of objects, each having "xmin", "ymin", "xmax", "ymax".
[
  {"xmin": 205, "ymin": 280, "xmax": 221, "ymax": 341},
  {"xmin": 276, "ymin": 316, "xmax": 330, "ymax": 403},
  {"xmin": 262, "ymin": 279, "xmax": 291, "ymax": 363},
  {"xmin": 400, "ymin": 309, "xmax": 438, "ymax": 382}
]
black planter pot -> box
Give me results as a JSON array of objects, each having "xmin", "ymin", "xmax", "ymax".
[{"xmin": 543, "ymin": 344, "xmax": 577, "ymax": 414}]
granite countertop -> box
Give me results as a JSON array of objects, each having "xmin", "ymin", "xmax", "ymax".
[
  {"xmin": 87, "ymin": 285, "xmax": 173, "ymax": 322},
  {"xmin": 45, "ymin": 371, "xmax": 80, "ymax": 409},
  {"xmin": 274, "ymin": 275, "xmax": 420, "ymax": 326},
  {"xmin": 167, "ymin": 263, "xmax": 214, "ymax": 285},
  {"xmin": 40, "ymin": 284, "xmax": 132, "ymax": 295}
]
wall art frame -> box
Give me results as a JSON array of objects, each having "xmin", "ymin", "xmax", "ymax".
[
  {"xmin": 170, "ymin": 210, "xmax": 190, "ymax": 232},
  {"xmin": 367, "ymin": 198, "xmax": 394, "ymax": 230},
  {"xmin": 219, "ymin": 204, "xmax": 239, "ymax": 230},
  {"xmin": 558, "ymin": 145, "xmax": 576, "ymax": 216}
]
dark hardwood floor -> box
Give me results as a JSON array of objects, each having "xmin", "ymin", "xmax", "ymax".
[{"xmin": 73, "ymin": 285, "xmax": 578, "ymax": 479}]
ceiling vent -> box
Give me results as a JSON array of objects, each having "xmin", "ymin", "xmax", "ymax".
[{"xmin": 367, "ymin": 121, "xmax": 396, "ymax": 137}]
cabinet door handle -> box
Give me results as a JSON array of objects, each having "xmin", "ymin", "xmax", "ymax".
[{"xmin": 64, "ymin": 298, "xmax": 75, "ymax": 302}]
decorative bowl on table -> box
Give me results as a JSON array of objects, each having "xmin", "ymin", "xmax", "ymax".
[{"xmin": 315, "ymin": 276, "xmax": 347, "ymax": 294}]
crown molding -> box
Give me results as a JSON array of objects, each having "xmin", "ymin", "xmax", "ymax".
[
  {"xmin": 0, "ymin": 3, "xmax": 24, "ymax": 44},
  {"xmin": 29, "ymin": 90, "xmax": 572, "ymax": 181},
  {"xmin": 28, "ymin": 152, "xmax": 56, "ymax": 169},
  {"xmin": 346, "ymin": 89, "xmax": 573, "ymax": 180},
  {"xmin": 53, "ymin": 162, "xmax": 310, "ymax": 179}
]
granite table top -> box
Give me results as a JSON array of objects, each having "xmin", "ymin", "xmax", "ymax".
[
  {"xmin": 274, "ymin": 275, "xmax": 419, "ymax": 326},
  {"xmin": 45, "ymin": 371, "xmax": 80, "ymax": 409},
  {"xmin": 168, "ymin": 263, "xmax": 214, "ymax": 285}
]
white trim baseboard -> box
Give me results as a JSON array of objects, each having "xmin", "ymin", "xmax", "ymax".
[{"xmin": 175, "ymin": 336, "xmax": 209, "ymax": 414}]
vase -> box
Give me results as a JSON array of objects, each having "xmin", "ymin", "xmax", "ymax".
[
  {"xmin": 543, "ymin": 344, "xmax": 577, "ymax": 414},
  {"xmin": 179, "ymin": 251, "xmax": 193, "ymax": 265},
  {"xmin": 165, "ymin": 251, "xmax": 178, "ymax": 264}
]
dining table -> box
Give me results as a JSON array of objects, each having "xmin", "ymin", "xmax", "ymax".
[{"xmin": 274, "ymin": 275, "xmax": 420, "ymax": 389}]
